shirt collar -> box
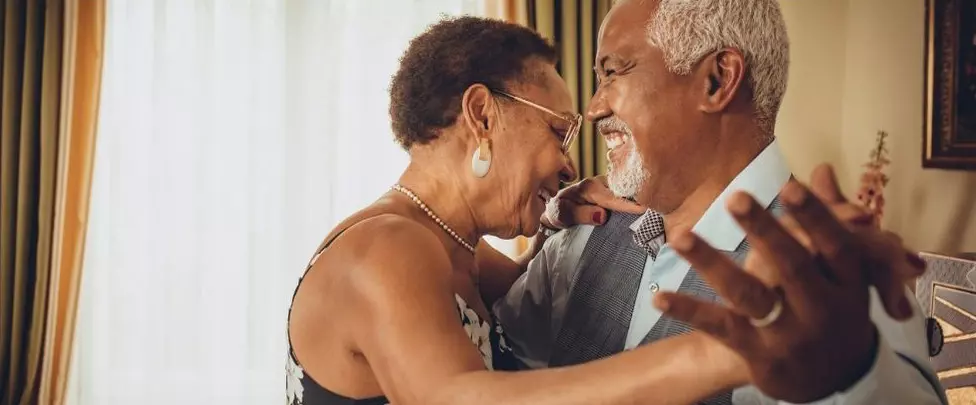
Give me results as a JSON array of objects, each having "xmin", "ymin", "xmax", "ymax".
[
  {"xmin": 629, "ymin": 139, "xmax": 791, "ymax": 251},
  {"xmin": 629, "ymin": 214, "xmax": 645, "ymax": 233}
]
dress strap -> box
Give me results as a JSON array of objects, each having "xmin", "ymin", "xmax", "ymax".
[{"xmin": 305, "ymin": 226, "xmax": 353, "ymax": 269}]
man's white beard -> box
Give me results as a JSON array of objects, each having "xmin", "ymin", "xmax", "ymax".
[{"xmin": 607, "ymin": 144, "xmax": 647, "ymax": 199}]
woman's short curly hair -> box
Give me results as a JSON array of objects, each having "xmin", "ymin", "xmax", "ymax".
[{"xmin": 389, "ymin": 16, "xmax": 558, "ymax": 150}]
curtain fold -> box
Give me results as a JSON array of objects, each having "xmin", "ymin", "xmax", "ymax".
[
  {"xmin": 488, "ymin": 0, "xmax": 612, "ymax": 178},
  {"xmin": 0, "ymin": 1, "xmax": 66, "ymax": 404},
  {"xmin": 528, "ymin": 0, "xmax": 612, "ymax": 179},
  {"xmin": 39, "ymin": 0, "xmax": 106, "ymax": 403},
  {"xmin": 494, "ymin": 0, "xmax": 611, "ymax": 255},
  {"xmin": 481, "ymin": 0, "xmax": 529, "ymax": 24},
  {"xmin": 68, "ymin": 2, "xmax": 480, "ymax": 403}
]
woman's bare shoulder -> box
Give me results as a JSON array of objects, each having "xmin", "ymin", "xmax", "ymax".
[{"xmin": 312, "ymin": 212, "xmax": 455, "ymax": 294}]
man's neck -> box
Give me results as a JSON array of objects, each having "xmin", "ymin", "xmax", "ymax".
[{"xmin": 662, "ymin": 137, "xmax": 772, "ymax": 237}]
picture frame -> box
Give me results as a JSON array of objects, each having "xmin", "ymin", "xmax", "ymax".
[{"xmin": 923, "ymin": 0, "xmax": 976, "ymax": 170}]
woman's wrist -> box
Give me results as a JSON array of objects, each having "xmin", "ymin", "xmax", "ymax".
[
  {"xmin": 704, "ymin": 335, "xmax": 750, "ymax": 388},
  {"xmin": 538, "ymin": 213, "xmax": 561, "ymax": 236}
]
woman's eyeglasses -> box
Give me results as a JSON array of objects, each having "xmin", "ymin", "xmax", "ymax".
[{"xmin": 493, "ymin": 90, "xmax": 581, "ymax": 154}]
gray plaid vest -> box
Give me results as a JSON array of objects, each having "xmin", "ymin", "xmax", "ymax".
[{"xmin": 549, "ymin": 199, "xmax": 784, "ymax": 405}]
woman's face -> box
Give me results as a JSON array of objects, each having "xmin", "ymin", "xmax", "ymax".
[{"xmin": 483, "ymin": 62, "xmax": 578, "ymax": 238}]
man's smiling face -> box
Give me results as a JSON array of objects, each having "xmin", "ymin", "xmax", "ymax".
[{"xmin": 587, "ymin": 0, "xmax": 712, "ymax": 212}]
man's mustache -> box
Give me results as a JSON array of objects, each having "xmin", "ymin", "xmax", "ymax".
[{"xmin": 596, "ymin": 116, "xmax": 632, "ymax": 135}]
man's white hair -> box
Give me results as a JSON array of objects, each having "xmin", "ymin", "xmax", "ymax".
[{"xmin": 645, "ymin": 0, "xmax": 790, "ymax": 135}]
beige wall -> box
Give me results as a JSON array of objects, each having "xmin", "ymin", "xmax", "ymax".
[
  {"xmin": 777, "ymin": 0, "xmax": 848, "ymax": 178},
  {"xmin": 777, "ymin": 0, "xmax": 976, "ymax": 254}
]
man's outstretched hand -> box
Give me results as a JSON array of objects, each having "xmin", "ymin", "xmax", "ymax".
[
  {"xmin": 652, "ymin": 164, "xmax": 926, "ymax": 403},
  {"xmin": 776, "ymin": 165, "xmax": 925, "ymax": 320}
]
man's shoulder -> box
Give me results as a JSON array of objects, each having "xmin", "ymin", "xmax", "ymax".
[
  {"xmin": 542, "ymin": 210, "xmax": 642, "ymax": 257},
  {"xmin": 606, "ymin": 210, "xmax": 645, "ymax": 226},
  {"xmin": 545, "ymin": 223, "xmax": 596, "ymax": 254}
]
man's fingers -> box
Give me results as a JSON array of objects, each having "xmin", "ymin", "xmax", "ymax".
[
  {"xmin": 670, "ymin": 231, "xmax": 781, "ymax": 320},
  {"xmin": 860, "ymin": 231, "xmax": 926, "ymax": 320},
  {"xmin": 727, "ymin": 192, "xmax": 822, "ymax": 294},
  {"xmin": 881, "ymin": 230, "xmax": 904, "ymax": 246},
  {"xmin": 871, "ymin": 261, "xmax": 915, "ymax": 320},
  {"xmin": 743, "ymin": 250, "xmax": 780, "ymax": 287},
  {"xmin": 777, "ymin": 214, "xmax": 814, "ymax": 252},
  {"xmin": 779, "ymin": 180, "xmax": 861, "ymax": 285},
  {"xmin": 829, "ymin": 204, "xmax": 874, "ymax": 228},
  {"xmin": 744, "ymin": 214, "xmax": 811, "ymax": 287},
  {"xmin": 809, "ymin": 164, "xmax": 846, "ymax": 204},
  {"xmin": 864, "ymin": 231, "xmax": 924, "ymax": 280},
  {"xmin": 653, "ymin": 291, "xmax": 754, "ymax": 350}
]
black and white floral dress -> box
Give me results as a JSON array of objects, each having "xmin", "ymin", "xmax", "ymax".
[{"xmin": 287, "ymin": 261, "xmax": 517, "ymax": 405}]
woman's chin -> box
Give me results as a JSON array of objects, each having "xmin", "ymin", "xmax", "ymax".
[
  {"xmin": 493, "ymin": 199, "xmax": 545, "ymax": 239},
  {"xmin": 521, "ymin": 217, "xmax": 541, "ymax": 237},
  {"xmin": 526, "ymin": 200, "xmax": 546, "ymax": 234},
  {"xmin": 505, "ymin": 210, "xmax": 542, "ymax": 239}
]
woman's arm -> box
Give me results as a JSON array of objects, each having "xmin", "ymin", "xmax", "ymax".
[
  {"xmin": 430, "ymin": 333, "xmax": 744, "ymax": 405},
  {"xmin": 347, "ymin": 216, "xmax": 747, "ymax": 405},
  {"xmin": 475, "ymin": 232, "xmax": 548, "ymax": 305}
]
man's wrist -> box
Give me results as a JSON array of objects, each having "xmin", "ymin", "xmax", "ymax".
[
  {"xmin": 783, "ymin": 330, "xmax": 926, "ymax": 405},
  {"xmin": 833, "ymin": 325, "xmax": 881, "ymax": 395}
]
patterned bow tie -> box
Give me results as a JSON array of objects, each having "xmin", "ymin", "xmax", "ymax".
[{"xmin": 632, "ymin": 211, "xmax": 666, "ymax": 259}]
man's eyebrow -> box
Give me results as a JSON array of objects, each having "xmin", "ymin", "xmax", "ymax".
[
  {"xmin": 594, "ymin": 55, "xmax": 608, "ymax": 73},
  {"xmin": 594, "ymin": 54, "xmax": 619, "ymax": 73}
]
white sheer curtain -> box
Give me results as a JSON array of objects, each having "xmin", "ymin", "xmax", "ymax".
[{"xmin": 69, "ymin": 1, "xmax": 489, "ymax": 404}]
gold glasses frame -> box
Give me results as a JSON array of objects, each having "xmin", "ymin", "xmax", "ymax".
[{"xmin": 493, "ymin": 90, "xmax": 582, "ymax": 154}]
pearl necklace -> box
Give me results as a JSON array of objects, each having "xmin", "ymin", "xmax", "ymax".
[{"xmin": 391, "ymin": 184, "xmax": 477, "ymax": 254}]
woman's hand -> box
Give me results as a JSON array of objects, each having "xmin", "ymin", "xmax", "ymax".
[{"xmin": 541, "ymin": 176, "xmax": 646, "ymax": 229}]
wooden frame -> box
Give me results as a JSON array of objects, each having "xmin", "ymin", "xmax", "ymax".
[{"xmin": 923, "ymin": 0, "xmax": 976, "ymax": 170}]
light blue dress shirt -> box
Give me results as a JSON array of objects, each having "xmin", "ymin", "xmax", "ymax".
[
  {"xmin": 623, "ymin": 139, "xmax": 791, "ymax": 349},
  {"xmin": 494, "ymin": 140, "xmax": 946, "ymax": 404}
]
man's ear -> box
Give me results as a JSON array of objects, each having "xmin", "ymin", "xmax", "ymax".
[
  {"xmin": 460, "ymin": 84, "xmax": 496, "ymax": 140},
  {"xmin": 697, "ymin": 48, "xmax": 746, "ymax": 114}
]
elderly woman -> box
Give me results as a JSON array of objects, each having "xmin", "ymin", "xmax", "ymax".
[{"xmin": 286, "ymin": 16, "xmax": 745, "ymax": 405}]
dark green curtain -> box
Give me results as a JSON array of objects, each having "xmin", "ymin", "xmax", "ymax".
[{"xmin": 1, "ymin": 0, "xmax": 64, "ymax": 403}]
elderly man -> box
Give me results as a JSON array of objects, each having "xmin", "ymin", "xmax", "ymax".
[{"xmin": 479, "ymin": 0, "xmax": 946, "ymax": 403}]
